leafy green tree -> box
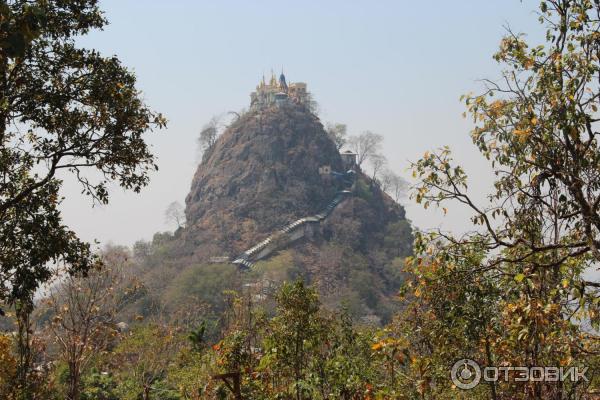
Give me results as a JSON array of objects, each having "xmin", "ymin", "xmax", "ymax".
[
  {"xmin": 110, "ymin": 324, "xmax": 181, "ymax": 400},
  {"xmin": 0, "ymin": 1, "xmax": 45, "ymax": 58},
  {"xmin": 163, "ymin": 264, "xmax": 241, "ymax": 329},
  {"xmin": 306, "ymin": 309, "xmax": 375, "ymax": 399},
  {"xmin": 390, "ymin": 244, "xmax": 499, "ymax": 399},
  {"xmin": 260, "ymin": 280, "xmax": 323, "ymax": 400},
  {"xmin": 0, "ymin": 2, "xmax": 165, "ymax": 394},
  {"xmin": 188, "ymin": 321, "xmax": 207, "ymax": 353},
  {"xmin": 0, "ymin": 0, "xmax": 165, "ymax": 309},
  {"xmin": 80, "ymin": 370, "xmax": 119, "ymax": 400}
]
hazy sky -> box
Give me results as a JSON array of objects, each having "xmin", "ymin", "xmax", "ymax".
[{"xmin": 60, "ymin": 0, "xmax": 545, "ymax": 247}]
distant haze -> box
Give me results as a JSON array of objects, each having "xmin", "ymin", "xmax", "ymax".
[{"xmin": 60, "ymin": 0, "xmax": 543, "ymax": 247}]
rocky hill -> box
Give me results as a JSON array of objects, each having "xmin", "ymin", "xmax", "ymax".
[
  {"xmin": 174, "ymin": 101, "xmax": 410, "ymax": 319},
  {"xmin": 127, "ymin": 99, "xmax": 412, "ymax": 327},
  {"xmin": 184, "ymin": 103, "xmax": 344, "ymax": 257}
]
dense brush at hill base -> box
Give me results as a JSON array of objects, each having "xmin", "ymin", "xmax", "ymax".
[{"xmin": 125, "ymin": 102, "xmax": 412, "ymax": 331}]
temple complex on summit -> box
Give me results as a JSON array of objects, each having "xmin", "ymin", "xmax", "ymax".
[{"xmin": 250, "ymin": 71, "xmax": 309, "ymax": 110}]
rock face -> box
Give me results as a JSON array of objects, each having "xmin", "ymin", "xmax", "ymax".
[
  {"xmin": 128, "ymin": 101, "xmax": 412, "ymax": 324},
  {"xmin": 184, "ymin": 103, "xmax": 345, "ymax": 256},
  {"xmin": 182, "ymin": 100, "xmax": 412, "ymax": 316}
]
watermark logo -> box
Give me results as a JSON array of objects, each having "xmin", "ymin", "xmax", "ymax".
[
  {"xmin": 451, "ymin": 359, "xmax": 588, "ymax": 390},
  {"xmin": 451, "ymin": 359, "xmax": 481, "ymax": 389}
]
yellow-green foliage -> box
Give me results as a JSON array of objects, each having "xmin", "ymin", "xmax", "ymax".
[
  {"xmin": 0, "ymin": 334, "xmax": 16, "ymax": 398},
  {"xmin": 163, "ymin": 263, "xmax": 240, "ymax": 314},
  {"xmin": 252, "ymin": 251, "xmax": 301, "ymax": 283}
]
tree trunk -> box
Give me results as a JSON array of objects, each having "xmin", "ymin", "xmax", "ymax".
[
  {"xmin": 295, "ymin": 335, "xmax": 302, "ymax": 400},
  {"xmin": 484, "ymin": 336, "xmax": 498, "ymax": 400},
  {"xmin": 15, "ymin": 301, "xmax": 33, "ymax": 400},
  {"xmin": 67, "ymin": 362, "xmax": 81, "ymax": 400},
  {"xmin": 143, "ymin": 384, "xmax": 151, "ymax": 400}
]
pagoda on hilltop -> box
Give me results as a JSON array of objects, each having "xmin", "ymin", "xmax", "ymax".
[{"xmin": 250, "ymin": 71, "xmax": 309, "ymax": 110}]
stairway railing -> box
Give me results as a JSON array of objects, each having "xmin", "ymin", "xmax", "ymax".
[{"xmin": 231, "ymin": 190, "xmax": 352, "ymax": 269}]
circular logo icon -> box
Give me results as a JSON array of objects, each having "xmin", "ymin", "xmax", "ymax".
[{"xmin": 451, "ymin": 359, "xmax": 481, "ymax": 390}]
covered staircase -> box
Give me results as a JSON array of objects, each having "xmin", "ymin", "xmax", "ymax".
[{"xmin": 231, "ymin": 190, "xmax": 352, "ymax": 269}]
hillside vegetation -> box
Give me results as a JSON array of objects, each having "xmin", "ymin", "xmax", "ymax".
[{"xmin": 123, "ymin": 102, "xmax": 413, "ymax": 330}]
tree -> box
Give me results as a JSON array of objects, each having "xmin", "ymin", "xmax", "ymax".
[
  {"xmin": 80, "ymin": 371, "xmax": 120, "ymax": 400},
  {"xmin": 198, "ymin": 116, "xmax": 221, "ymax": 153},
  {"xmin": 0, "ymin": 3, "xmax": 165, "ymax": 388},
  {"xmin": 187, "ymin": 321, "xmax": 207, "ymax": 353},
  {"xmin": 306, "ymin": 92, "xmax": 320, "ymax": 115},
  {"xmin": 0, "ymin": 2, "xmax": 46, "ymax": 59},
  {"xmin": 387, "ymin": 247, "xmax": 500, "ymax": 399},
  {"xmin": 368, "ymin": 153, "xmax": 387, "ymax": 183},
  {"xmin": 265, "ymin": 280, "xmax": 322, "ymax": 400},
  {"xmin": 380, "ymin": 169, "xmax": 407, "ymax": 203},
  {"xmin": 325, "ymin": 123, "xmax": 347, "ymax": 150},
  {"xmin": 132, "ymin": 240, "xmax": 152, "ymax": 260},
  {"xmin": 227, "ymin": 109, "xmax": 247, "ymax": 124},
  {"xmin": 205, "ymin": 282, "xmax": 380, "ymax": 399},
  {"xmin": 413, "ymin": 0, "xmax": 600, "ymax": 272},
  {"xmin": 346, "ymin": 131, "xmax": 383, "ymax": 168},
  {"xmin": 47, "ymin": 247, "xmax": 139, "ymax": 400},
  {"xmin": 405, "ymin": 1, "xmax": 600, "ymax": 397},
  {"xmin": 111, "ymin": 324, "xmax": 181, "ymax": 400},
  {"xmin": 164, "ymin": 201, "xmax": 185, "ymax": 230}
]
